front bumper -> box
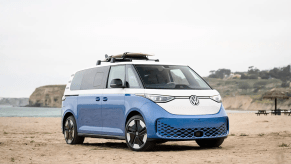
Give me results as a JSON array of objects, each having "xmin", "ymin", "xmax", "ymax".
[{"xmin": 137, "ymin": 101, "xmax": 229, "ymax": 140}]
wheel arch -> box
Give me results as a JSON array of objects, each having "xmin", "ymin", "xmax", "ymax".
[
  {"xmin": 62, "ymin": 111, "xmax": 76, "ymax": 133},
  {"xmin": 125, "ymin": 110, "xmax": 143, "ymax": 125}
]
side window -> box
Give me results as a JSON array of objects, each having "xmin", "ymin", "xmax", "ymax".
[
  {"xmin": 80, "ymin": 68, "xmax": 96, "ymax": 90},
  {"xmin": 93, "ymin": 72, "xmax": 104, "ymax": 87},
  {"xmin": 80, "ymin": 67, "xmax": 107, "ymax": 90},
  {"xmin": 107, "ymin": 65, "xmax": 125, "ymax": 88},
  {"xmin": 126, "ymin": 66, "xmax": 140, "ymax": 88},
  {"xmin": 70, "ymin": 70, "xmax": 85, "ymax": 90}
]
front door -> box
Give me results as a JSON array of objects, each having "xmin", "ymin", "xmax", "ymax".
[{"xmin": 102, "ymin": 65, "xmax": 126, "ymax": 136}]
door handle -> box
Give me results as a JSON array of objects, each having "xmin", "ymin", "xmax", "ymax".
[
  {"xmin": 96, "ymin": 97, "xmax": 100, "ymax": 101},
  {"xmin": 103, "ymin": 97, "xmax": 108, "ymax": 101}
]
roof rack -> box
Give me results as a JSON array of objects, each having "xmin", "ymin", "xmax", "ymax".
[{"xmin": 96, "ymin": 52, "xmax": 159, "ymax": 65}]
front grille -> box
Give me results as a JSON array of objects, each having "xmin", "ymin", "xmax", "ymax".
[{"xmin": 157, "ymin": 120, "xmax": 227, "ymax": 139}]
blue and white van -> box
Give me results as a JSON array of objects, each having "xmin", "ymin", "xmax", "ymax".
[{"xmin": 61, "ymin": 53, "xmax": 229, "ymax": 151}]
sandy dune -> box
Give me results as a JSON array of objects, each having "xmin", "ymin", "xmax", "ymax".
[{"xmin": 0, "ymin": 114, "xmax": 291, "ymax": 164}]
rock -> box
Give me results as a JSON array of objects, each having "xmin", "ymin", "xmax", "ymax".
[{"xmin": 28, "ymin": 85, "xmax": 66, "ymax": 108}]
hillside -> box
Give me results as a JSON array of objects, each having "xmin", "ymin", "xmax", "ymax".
[
  {"xmin": 0, "ymin": 98, "xmax": 29, "ymax": 107},
  {"xmin": 205, "ymin": 78, "xmax": 291, "ymax": 110}
]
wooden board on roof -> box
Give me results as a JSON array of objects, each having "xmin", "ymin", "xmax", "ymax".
[{"xmin": 112, "ymin": 52, "xmax": 154, "ymax": 58}]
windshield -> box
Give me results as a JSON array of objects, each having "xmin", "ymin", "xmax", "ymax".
[{"xmin": 134, "ymin": 65, "xmax": 211, "ymax": 90}]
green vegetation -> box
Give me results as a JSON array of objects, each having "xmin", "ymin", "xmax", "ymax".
[
  {"xmin": 204, "ymin": 78, "xmax": 282, "ymax": 97},
  {"xmin": 209, "ymin": 69, "xmax": 231, "ymax": 79},
  {"xmin": 208, "ymin": 65, "xmax": 291, "ymax": 88},
  {"xmin": 3, "ymin": 131, "xmax": 8, "ymax": 135},
  {"xmin": 239, "ymin": 133, "xmax": 248, "ymax": 136},
  {"xmin": 238, "ymin": 82, "xmax": 251, "ymax": 91},
  {"xmin": 258, "ymin": 133, "xmax": 265, "ymax": 137},
  {"xmin": 278, "ymin": 143, "xmax": 290, "ymax": 147},
  {"xmin": 11, "ymin": 157, "xmax": 15, "ymax": 162}
]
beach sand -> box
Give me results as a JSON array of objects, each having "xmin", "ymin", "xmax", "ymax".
[{"xmin": 0, "ymin": 114, "xmax": 290, "ymax": 164}]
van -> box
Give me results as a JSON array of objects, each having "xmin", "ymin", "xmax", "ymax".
[{"xmin": 61, "ymin": 52, "xmax": 229, "ymax": 151}]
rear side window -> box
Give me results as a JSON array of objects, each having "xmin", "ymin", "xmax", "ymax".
[
  {"xmin": 70, "ymin": 70, "xmax": 85, "ymax": 90},
  {"xmin": 93, "ymin": 72, "xmax": 104, "ymax": 87},
  {"xmin": 81, "ymin": 67, "xmax": 109, "ymax": 90},
  {"xmin": 70, "ymin": 66, "xmax": 109, "ymax": 90},
  {"xmin": 81, "ymin": 68, "xmax": 97, "ymax": 90}
]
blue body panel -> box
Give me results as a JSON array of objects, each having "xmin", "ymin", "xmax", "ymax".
[
  {"xmin": 77, "ymin": 95, "xmax": 103, "ymax": 134},
  {"xmin": 62, "ymin": 94, "xmax": 229, "ymax": 140},
  {"xmin": 102, "ymin": 94, "xmax": 125, "ymax": 136}
]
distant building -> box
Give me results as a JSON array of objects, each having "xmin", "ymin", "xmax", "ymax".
[
  {"xmin": 233, "ymin": 74, "xmax": 241, "ymax": 79},
  {"xmin": 225, "ymin": 73, "xmax": 241, "ymax": 79}
]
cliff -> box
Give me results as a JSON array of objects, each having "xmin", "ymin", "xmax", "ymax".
[
  {"xmin": 0, "ymin": 98, "xmax": 29, "ymax": 107},
  {"xmin": 28, "ymin": 85, "xmax": 66, "ymax": 108}
]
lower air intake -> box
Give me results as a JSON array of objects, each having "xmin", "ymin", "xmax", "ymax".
[{"xmin": 157, "ymin": 119, "xmax": 227, "ymax": 139}]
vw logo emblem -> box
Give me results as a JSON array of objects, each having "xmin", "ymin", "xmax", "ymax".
[{"xmin": 189, "ymin": 95, "xmax": 199, "ymax": 106}]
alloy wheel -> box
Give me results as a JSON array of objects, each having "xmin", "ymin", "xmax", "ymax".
[
  {"xmin": 64, "ymin": 118, "xmax": 75, "ymax": 144},
  {"xmin": 126, "ymin": 119, "xmax": 147, "ymax": 149}
]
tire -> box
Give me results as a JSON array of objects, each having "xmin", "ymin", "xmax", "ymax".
[
  {"xmin": 196, "ymin": 138, "xmax": 224, "ymax": 148},
  {"xmin": 125, "ymin": 115, "xmax": 155, "ymax": 151},
  {"xmin": 64, "ymin": 116, "xmax": 84, "ymax": 144}
]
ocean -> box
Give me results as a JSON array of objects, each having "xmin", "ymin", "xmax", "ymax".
[{"xmin": 0, "ymin": 106, "xmax": 61, "ymax": 117}]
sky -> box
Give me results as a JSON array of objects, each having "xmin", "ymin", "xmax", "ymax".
[{"xmin": 1, "ymin": 0, "xmax": 291, "ymax": 97}]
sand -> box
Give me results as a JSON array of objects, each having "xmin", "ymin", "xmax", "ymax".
[{"xmin": 0, "ymin": 114, "xmax": 291, "ymax": 164}]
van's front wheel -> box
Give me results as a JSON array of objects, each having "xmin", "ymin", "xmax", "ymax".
[
  {"xmin": 196, "ymin": 138, "xmax": 224, "ymax": 148},
  {"xmin": 125, "ymin": 115, "xmax": 155, "ymax": 151}
]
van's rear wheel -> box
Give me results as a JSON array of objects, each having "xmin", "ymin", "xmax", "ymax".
[
  {"xmin": 125, "ymin": 115, "xmax": 155, "ymax": 151},
  {"xmin": 64, "ymin": 116, "xmax": 84, "ymax": 144},
  {"xmin": 196, "ymin": 138, "xmax": 224, "ymax": 148}
]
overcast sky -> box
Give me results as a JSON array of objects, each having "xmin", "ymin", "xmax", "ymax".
[{"xmin": 1, "ymin": 0, "xmax": 291, "ymax": 97}]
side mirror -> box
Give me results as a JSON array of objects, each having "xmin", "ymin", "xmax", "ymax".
[{"xmin": 110, "ymin": 79, "xmax": 123, "ymax": 88}]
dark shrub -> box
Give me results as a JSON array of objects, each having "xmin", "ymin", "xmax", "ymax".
[
  {"xmin": 241, "ymin": 74, "xmax": 248, "ymax": 79},
  {"xmin": 238, "ymin": 82, "xmax": 251, "ymax": 90},
  {"xmin": 253, "ymin": 81, "xmax": 267, "ymax": 93},
  {"xmin": 249, "ymin": 74, "xmax": 258, "ymax": 79}
]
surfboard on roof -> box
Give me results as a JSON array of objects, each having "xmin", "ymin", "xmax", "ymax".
[
  {"xmin": 112, "ymin": 52, "xmax": 154, "ymax": 58},
  {"xmin": 99, "ymin": 52, "xmax": 157, "ymax": 64}
]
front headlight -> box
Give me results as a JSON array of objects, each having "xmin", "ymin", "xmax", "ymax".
[
  {"xmin": 211, "ymin": 95, "xmax": 222, "ymax": 103},
  {"xmin": 135, "ymin": 94, "xmax": 174, "ymax": 103}
]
